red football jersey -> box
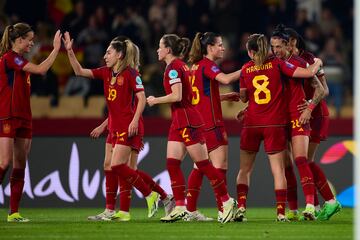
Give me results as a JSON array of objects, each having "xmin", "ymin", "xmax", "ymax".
[
  {"xmin": 285, "ymin": 54, "xmax": 308, "ymax": 118},
  {"xmin": 163, "ymin": 58, "xmax": 203, "ymax": 129},
  {"xmin": 299, "ymin": 50, "xmax": 329, "ymax": 117},
  {"xmin": 0, "ymin": 51, "xmax": 31, "ymax": 120},
  {"xmin": 239, "ymin": 56, "xmax": 296, "ymax": 127},
  {"xmin": 92, "ymin": 66, "xmax": 144, "ymax": 132},
  {"xmin": 191, "ymin": 57, "xmax": 223, "ymax": 130}
]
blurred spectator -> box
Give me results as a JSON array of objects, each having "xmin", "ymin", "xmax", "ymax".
[
  {"xmin": 319, "ymin": 38, "xmax": 346, "ymax": 117},
  {"xmin": 60, "ymin": 0, "xmax": 86, "ymax": 40}
]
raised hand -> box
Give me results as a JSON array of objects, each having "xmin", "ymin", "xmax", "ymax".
[
  {"xmin": 53, "ymin": 30, "xmax": 62, "ymax": 51},
  {"xmin": 62, "ymin": 31, "xmax": 74, "ymax": 51}
]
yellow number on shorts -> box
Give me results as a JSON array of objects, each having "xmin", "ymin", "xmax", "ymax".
[
  {"xmin": 107, "ymin": 88, "xmax": 117, "ymax": 101},
  {"xmin": 252, "ymin": 75, "xmax": 271, "ymax": 104},
  {"xmin": 189, "ymin": 75, "xmax": 200, "ymax": 105},
  {"xmin": 291, "ymin": 119, "xmax": 301, "ymax": 128}
]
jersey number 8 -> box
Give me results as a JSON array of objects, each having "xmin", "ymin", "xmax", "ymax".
[{"xmin": 252, "ymin": 75, "xmax": 271, "ymax": 104}]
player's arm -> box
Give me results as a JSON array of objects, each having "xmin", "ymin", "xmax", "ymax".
[
  {"xmin": 215, "ymin": 69, "xmax": 241, "ymax": 84},
  {"xmin": 220, "ymin": 92, "xmax": 240, "ymax": 102},
  {"xmin": 147, "ymin": 83, "xmax": 182, "ymax": 106},
  {"xmin": 317, "ymin": 74, "xmax": 329, "ymax": 97},
  {"xmin": 63, "ymin": 31, "xmax": 94, "ymax": 78},
  {"xmin": 239, "ymin": 88, "xmax": 248, "ymax": 103},
  {"xmin": 90, "ymin": 118, "xmax": 108, "ymax": 138},
  {"xmin": 310, "ymin": 75, "xmax": 325, "ymax": 106},
  {"xmin": 129, "ymin": 91, "xmax": 146, "ymax": 137},
  {"xmin": 292, "ymin": 58, "xmax": 323, "ymax": 78},
  {"xmin": 23, "ymin": 30, "xmax": 61, "ymax": 75}
]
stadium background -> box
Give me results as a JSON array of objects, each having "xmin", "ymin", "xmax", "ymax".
[{"xmin": 0, "ymin": 0, "xmax": 354, "ymax": 208}]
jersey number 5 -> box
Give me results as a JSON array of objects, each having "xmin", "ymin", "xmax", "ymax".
[
  {"xmin": 189, "ymin": 75, "xmax": 200, "ymax": 105},
  {"xmin": 252, "ymin": 75, "xmax": 271, "ymax": 104}
]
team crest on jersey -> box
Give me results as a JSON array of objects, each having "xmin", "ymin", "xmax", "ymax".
[
  {"xmin": 211, "ymin": 65, "xmax": 220, "ymax": 73},
  {"xmin": 2, "ymin": 123, "xmax": 11, "ymax": 134},
  {"xmin": 117, "ymin": 76, "xmax": 124, "ymax": 86},
  {"xmin": 168, "ymin": 70, "xmax": 178, "ymax": 79},
  {"xmin": 285, "ymin": 61, "xmax": 295, "ymax": 69},
  {"xmin": 14, "ymin": 57, "xmax": 24, "ymax": 66}
]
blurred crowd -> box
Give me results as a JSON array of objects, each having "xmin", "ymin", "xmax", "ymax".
[{"xmin": 0, "ymin": 0, "xmax": 353, "ymax": 117}]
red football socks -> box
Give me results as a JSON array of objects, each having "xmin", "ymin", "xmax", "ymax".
[
  {"xmin": 104, "ymin": 170, "xmax": 118, "ymax": 210},
  {"xmin": 195, "ymin": 160, "xmax": 229, "ymax": 202},
  {"xmin": 166, "ymin": 158, "xmax": 186, "ymax": 206},
  {"xmin": 112, "ymin": 164, "xmax": 151, "ymax": 197},
  {"xmin": 10, "ymin": 168, "xmax": 25, "ymax": 214},
  {"xmin": 136, "ymin": 169, "xmax": 167, "ymax": 200},
  {"xmin": 236, "ymin": 184, "xmax": 249, "ymax": 208},
  {"xmin": 275, "ymin": 189, "xmax": 287, "ymax": 216},
  {"xmin": 294, "ymin": 157, "xmax": 315, "ymax": 205},
  {"xmin": 186, "ymin": 168, "xmax": 203, "ymax": 212},
  {"xmin": 119, "ymin": 178, "xmax": 132, "ymax": 212},
  {"xmin": 308, "ymin": 162, "xmax": 335, "ymax": 201}
]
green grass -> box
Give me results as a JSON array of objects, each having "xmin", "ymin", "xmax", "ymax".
[{"xmin": 0, "ymin": 208, "xmax": 353, "ymax": 240}]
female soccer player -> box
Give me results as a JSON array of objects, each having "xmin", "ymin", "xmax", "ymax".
[
  {"xmin": 87, "ymin": 41, "xmax": 175, "ymax": 221},
  {"xmin": 0, "ymin": 23, "xmax": 61, "ymax": 222},
  {"xmin": 183, "ymin": 32, "xmax": 241, "ymax": 222},
  {"xmin": 235, "ymin": 33, "xmax": 322, "ymax": 222},
  {"xmin": 285, "ymin": 27, "xmax": 341, "ymax": 221},
  {"xmin": 63, "ymin": 32, "xmax": 160, "ymax": 219},
  {"xmin": 147, "ymin": 34, "xmax": 235, "ymax": 224}
]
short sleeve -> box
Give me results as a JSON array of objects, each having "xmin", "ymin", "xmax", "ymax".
[
  {"xmin": 203, "ymin": 63, "xmax": 221, "ymax": 80},
  {"xmin": 91, "ymin": 67, "xmax": 107, "ymax": 80},
  {"xmin": 130, "ymin": 72, "xmax": 145, "ymax": 93},
  {"xmin": 6, "ymin": 54, "xmax": 28, "ymax": 71},
  {"xmin": 167, "ymin": 66, "xmax": 183, "ymax": 86},
  {"xmin": 278, "ymin": 59, "xmax": 297, "ymax": 77}
]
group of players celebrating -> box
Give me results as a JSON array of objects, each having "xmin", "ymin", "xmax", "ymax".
[{"xmin": 0, "ymin": 22, "xmax": 341, "ymax": 223}]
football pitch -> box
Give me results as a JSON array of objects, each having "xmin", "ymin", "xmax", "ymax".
[{"xmin": 0, "ymin": 208, "xmax": 353, "ymax": 240}]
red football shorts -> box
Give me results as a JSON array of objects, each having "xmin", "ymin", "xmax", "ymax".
[
  {"xmin": 168, "ymin": 124, "xmax": 205, "ymax": 146},
  {"xmin": 110, "ymin": 130, "xmax": 144, "ymax": 153},
  {"xmin": 203, "ymin": 126, "xmax": 228, "ymax": 152},
  {"xmin": 0, "ymin": 118, "xmax": 32, "ymax": 139},
  {"xmin": 288, "ymin": 117, "xmax": 311, "ymax": 138},
  {"xmin": 309, "ymin": 116, "xmax": 329, "ymax": 143},
  {"xmin": 240, "ymin": 126, "xmax": 287, "ymax": 153}
]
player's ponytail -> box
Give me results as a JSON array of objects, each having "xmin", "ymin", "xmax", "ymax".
[
  {"xmin": 247, "ymin": 33, "xmax": 269, "ymax": 66},
  {"xmin": 189, "ymin": 32, "xmax": 221, "ymax": 65},
  {"xmin": 0, "ymin": 23, "xmax": 32, "ymax": 56},
  {"xmin": 131, "ymin": 42, "xmax": 141, "ymax": 71},
  {"xmin": 189, "ymin": 32, "xmax": 203, "ymax": 64},
  {"xmin": 161, "ymin": 34, "xmax": 190, "ymax": 59}
]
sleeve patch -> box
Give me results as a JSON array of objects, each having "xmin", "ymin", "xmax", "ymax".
[
  {"xmin": 136, "ymin": 76, "xmax": 143, "ymax": 85},
  {"xmin": 168, "ymin": 69, "xmax": 178, "ymax": 79},
  {"xmin": 211, "ymin": 65, "xmax": 220, "ymax": 73},
  {"xmin": 285, "ymin": 61, "xmax": 295, "ymax": 69},
  {"xmin": 169, "ymin": 78, "xmax": 181, "ymax": 85},
  {"xmin": 14, "ymin": 57, "xmax": 24, "ymax": 66}
]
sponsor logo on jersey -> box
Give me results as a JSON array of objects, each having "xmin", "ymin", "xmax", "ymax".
[
  {"xmin": 211, "ymin": 65, "xmax": 220, "ymax": 73},
  {"xmin": 14, "ymin": 57, "xmax": 24, "ymax": 66},
  {"xmin": 168, "ymin": 70, "xmax": 178, "ymax": 79}
]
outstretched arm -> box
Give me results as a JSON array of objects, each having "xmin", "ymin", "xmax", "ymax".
[
  {"xmin": 23, "ymin": 30, "xmax": 62, "ymax": 75},
  {"xmin": 215, "ymin": 69, "xmax": 241, "ymax": 84},
  {"xmin": 63, "ymin": 31, "xmax": 94, "ymax": 78}
]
